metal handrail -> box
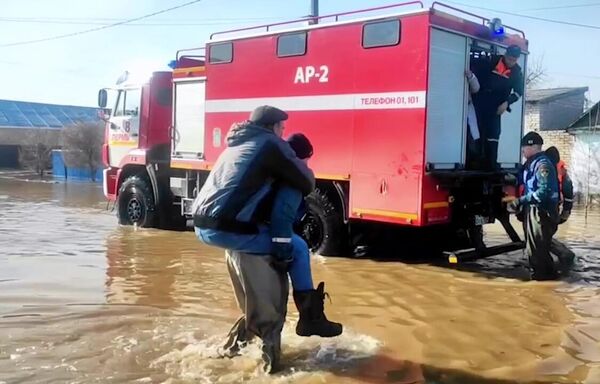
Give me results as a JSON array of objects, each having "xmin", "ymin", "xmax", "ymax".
[
  {"xmin": 176, "ymin": 46, "xmax": 205, "ymax": 61},
  {"xmin": 210, "ymin": 1, "xmax": 424, "ymax": 39},
  {"xmin": 431, "ymin": 2, "xmax": 526, "ymax": 38}
]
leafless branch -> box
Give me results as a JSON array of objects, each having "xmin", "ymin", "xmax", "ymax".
[
  {"xmin": 526, "ymin": 55, "xmax": 548, "ymax": 90},
  {"xmin": 61, "ymin": 122, "xmax": 104, "ymax": 181},
  {"xmin": 19, "ymin": 129, "xmax": 57, "ymax": 179}
]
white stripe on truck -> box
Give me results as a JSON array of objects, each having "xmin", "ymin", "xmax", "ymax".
[{"xmin": 205, "ymin": 91, "xmax": 427, "ymax": 113}]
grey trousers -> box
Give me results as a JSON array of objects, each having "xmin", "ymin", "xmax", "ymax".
[
  {"xmin": 551, "ymin": 238, "xmax": 576, "ymax": 272},
  {"xmin": 525, "ymin": 206, "xmax": 559, "ymax": 280},
  {"xmin": 222, "ymin": 250, "xmax": 289, "ymax": 372}
]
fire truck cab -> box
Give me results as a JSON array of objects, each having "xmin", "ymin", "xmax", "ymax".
[{"xmin": 100, "ymin": 2, "xmax": 528, "ymax": 262}]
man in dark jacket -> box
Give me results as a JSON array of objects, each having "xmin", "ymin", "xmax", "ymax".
[
  {"xmin": 472, "ymin": 45, "xmax": 524, "ymax": 170},
  {"xmin": 192, "ymin": 106, "xmax": 342, "ymax": 339},
  {"xmin": 508, "ymin": 132, "xmax": 560, "ymax": 280}
]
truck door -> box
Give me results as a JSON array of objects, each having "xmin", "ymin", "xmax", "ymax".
[
  {"xmin": 425, "ymin": 28, "xmax": 469, "ymax": 170},
  {"xmin": 497, "ymin": 48, "xmax": 526, "ymax": 169},
  {"xmin": 108, "ymin": 88, "xmax": 141, "ymax": 168},
  {"xmin": 172, "ymin": 78, "xmax": 206, "ymax": 159}
]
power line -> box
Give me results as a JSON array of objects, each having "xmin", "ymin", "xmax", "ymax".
[
  {"xmin": 551, "ymin": 72, "xmax": 600, "ymax": 80},
  {"xmin": 0, "ymin": 16, "xmax": 280, "ymax": 26},
  {"xmin": 0, "ymin": 19, "xmax": 277, "ymax": 27},
  {"xmin": 521, "ymin": 2, "xmax": 600, "ymax": 12},
  {"xmin": 0, "ymin": 16, "xmax": 278, "ymax": 22},
  {"xmin": 446, "ymin": 1, "xmax": 600, "ymax": 30},
  {"xmin": 0, "ymin": 0, "xmax": 205, "ymax": 48}
]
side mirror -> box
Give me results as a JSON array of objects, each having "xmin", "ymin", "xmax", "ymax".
[{"xmin": 98, "ymin": 89, "xmax": 108, "ymax": 108}]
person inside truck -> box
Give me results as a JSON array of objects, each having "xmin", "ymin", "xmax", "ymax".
[
  {"xmin": 471, "ymin": 44, "xmax": 524, "ymax": 170},
  {"xmin": 191, "ymin": 105, "xmax": 342, "ymax": 347},
  {"xmin": 508, "ymin": 132, "xmax": 560, "ymax": 280}
]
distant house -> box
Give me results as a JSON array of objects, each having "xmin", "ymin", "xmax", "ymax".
[
  {"xmin": 567, "ymin": 101, "xmax": 600, "ymax": 199},
  {"xmin": 0, "ymin": 99, "xmax": 100, "ymax": 168},
  {"xmin": 525, "ymin": 87, "xmax": 589, "ymax": 167}
]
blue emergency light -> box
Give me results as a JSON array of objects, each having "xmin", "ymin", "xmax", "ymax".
[{"xmin": 489, "ymin": 18, "xmax": 505, "ymax": 36}]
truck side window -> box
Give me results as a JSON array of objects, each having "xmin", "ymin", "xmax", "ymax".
[
  {"xmin": 209, "ymin": 42, "xmax": 233, "ymax": 64},
  {"xmin": 277, "ymin": 32, "xmax": 307, "ymax": 57},
  {"xmin": 362, "ymin": 19, "xmax": 401, "ymax": 48},
  {"xmin": 156, "ymin": 87, "xmax": 172, "ymax": 107},
  {"xmin": 114, "ymin": 89, "xmax": 141, "ymax": 117}
]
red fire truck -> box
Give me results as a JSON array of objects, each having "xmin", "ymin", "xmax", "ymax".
[{"xmin": 98, "ymin": 2, "xmax": 527, "ymax": 262}]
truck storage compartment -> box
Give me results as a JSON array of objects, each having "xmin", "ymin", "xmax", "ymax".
[{"xmin": 172, "ymin": 79, "xmax": 206, "ymax": 159}]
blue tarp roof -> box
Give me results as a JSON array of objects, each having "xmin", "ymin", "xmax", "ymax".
[{"xmin": 0, "ymin": 99, "xmax": 100, "ymax": 129}]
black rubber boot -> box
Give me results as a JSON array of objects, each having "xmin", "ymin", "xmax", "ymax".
[
  {"xmin": 293, "ymin": 282, "xmax": 343, "ymax": 338},
  {"xmin": 261, "ymin": 342, "xmax": 281, "ymax": 374}
]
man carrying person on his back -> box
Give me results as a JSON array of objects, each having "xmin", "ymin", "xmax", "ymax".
[
  {"xmin": 472, "ymin": 45, "xmax": 524, "ymax": 170},
  {"xmin": 191, "ymin": 106, "xmax": 342, "ymax": 369},
  {"xmin": 508, "ymin": 132, "xmax": 560, "ymax": 280}
]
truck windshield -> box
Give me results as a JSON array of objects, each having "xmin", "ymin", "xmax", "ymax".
[{"xmin": 113, "ymin": 88, "xmax": 141, "ymax": 117}]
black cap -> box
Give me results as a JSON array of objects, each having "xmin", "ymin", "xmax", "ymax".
[
  {"xmin": 506, "ymin": 45, "xmax": 522, "ymax": 58},
  {"xmin": 287, "ymin": 133, "xmax": 313, "ymax": 160},
  {"xmin": 521, "ymin": 131, "xmax": 543, "ymax": 146},
  {"xmin": 249, "ymin": 105, "xmax": 288, "ymax": 127}
]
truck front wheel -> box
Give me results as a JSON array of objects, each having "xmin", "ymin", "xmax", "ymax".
[{"xmin": 117, "ymin": 175, "xmax": 156, "ymax": 228}]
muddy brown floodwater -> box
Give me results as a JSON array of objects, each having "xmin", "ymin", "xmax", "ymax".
[{"xmin": 1, "ymin": 176, "xmax": 600, "ymax": 384}]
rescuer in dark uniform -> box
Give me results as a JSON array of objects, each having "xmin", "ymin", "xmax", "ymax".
[
  {"xmin": 508, "ymin": 132, "xmax": 560, "ymax": 280},
  {"xmin": 472, "ymin": 45, "xmax": 524, "ymax": 170}
]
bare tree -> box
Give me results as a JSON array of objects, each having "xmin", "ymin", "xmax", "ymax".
[
  {"xmin": 19, "ymin": 129, "xmax": 57, "ymax": 179},
  {"xmin": 526, "ymin": 55, "xmax": 547, "ymax": 90},
  {"xmin": 61, "ymin": 122, "xmax": 104, "ymax": 182}
]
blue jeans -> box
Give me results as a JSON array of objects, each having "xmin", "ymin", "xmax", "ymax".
[
  {"xmin": 270, "ymin": 186, "xmax": 304, "ymax": 259},
  {"xmin": 195, "ymin": 225, "xmax": 314, "ymax": 291}
]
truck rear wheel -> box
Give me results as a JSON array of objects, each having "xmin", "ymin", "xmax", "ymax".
[
  {"xmin": 301, "ymin": 189, "xmax": 347, "ymax": 256},
  {"xmin": 117, "ymin": 175, "xmax": 156, "ymax": 228}
]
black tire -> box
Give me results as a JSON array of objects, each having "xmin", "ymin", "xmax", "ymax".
[
  {"xmin": 300, "ymin": 189, "xmax": 347, "ymax": 256},
  {"xmin": 117, "ymin": 175, "xmax": 156, "ymax": 228}
]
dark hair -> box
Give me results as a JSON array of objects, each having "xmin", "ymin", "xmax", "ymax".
[
  {"xmin": 287, "ymin": 133, "xmax": 313, "ymax": 160},
  {"xmin": 545, "ymin": 146, "xmax": 560, "ymax": 165}
]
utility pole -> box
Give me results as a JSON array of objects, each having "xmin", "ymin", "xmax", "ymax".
[{"xmin": 309, "ymin": 0, "xmax": 319, "ymax": 25}]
